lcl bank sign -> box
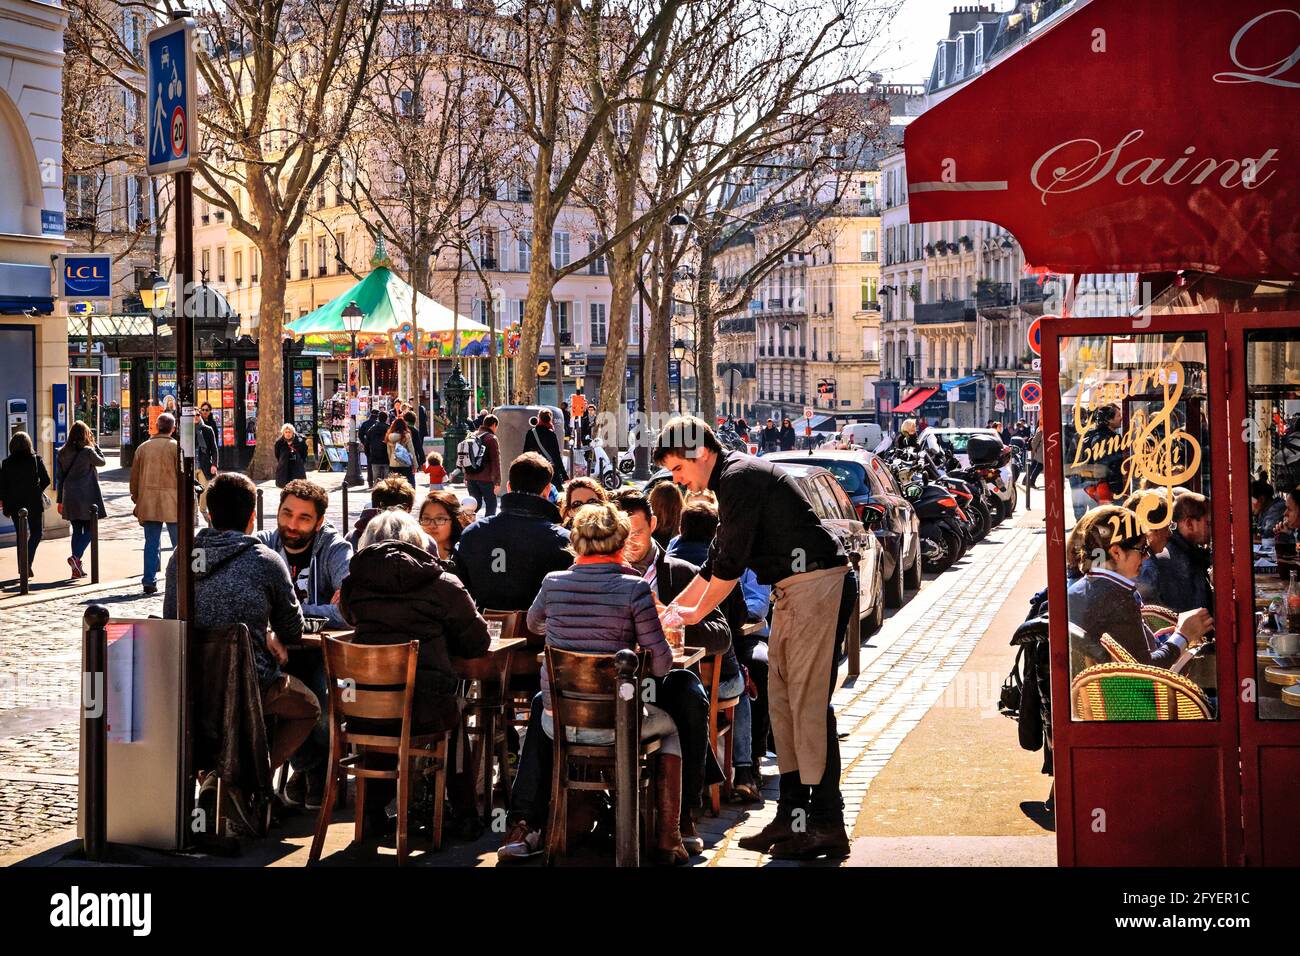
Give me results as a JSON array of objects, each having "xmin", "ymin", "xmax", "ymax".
[{"xmin": 55, "ymin": 255, "xmax": 112, "ymax": 299}]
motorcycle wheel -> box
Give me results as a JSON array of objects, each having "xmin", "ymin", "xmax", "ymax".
[
  {"xmin": 600, "ymin": 469, "xmax": 622, "ymax": 491},
  {"xmin": 920, "ymin": 532, "xmax": 952, "ymax": 574},
  {"xmin": 970, "ymin": 499, "xmax": 991, "ymax": 540},
  {"xmin": 943, "ymin": 527, "xmax": 965, "ymax": 567}
]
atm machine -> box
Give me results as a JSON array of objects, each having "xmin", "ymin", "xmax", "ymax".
[{"xmin": 5, "ymin": 397, "xmax": 28, "ymax": 450}]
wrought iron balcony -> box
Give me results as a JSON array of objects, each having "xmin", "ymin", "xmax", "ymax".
[{"xmin": 914, "ymin": 299, "xmax": 977, "ymax": 324}]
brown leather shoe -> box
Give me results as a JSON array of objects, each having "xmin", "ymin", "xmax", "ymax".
[
  {"xmin": 769, "ymin": 819, "xmax": 851, "ymax": 860},
  {"xmin": 654, "ymin": 754, "xmax": 689, "ymax": 866},
  {"xmin": 736, "ymin": 810, "xmax": 796, "ymax": 852}
]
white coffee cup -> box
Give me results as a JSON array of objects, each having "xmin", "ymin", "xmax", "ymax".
[{"xmin": 1270, "ymin": 632, "xmax": 1300, "ymax": 656}]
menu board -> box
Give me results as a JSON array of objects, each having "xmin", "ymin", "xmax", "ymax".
[
  {"xmin": 244, "ymin": 365, "xmax": 260, "ymax": 446},
  {"xmin": 197, "ymin": 361, "xmax": 238, "ymax": 447},
  {"xmin": 119, "ymin": 360, "xmax": 132, "ymax": 446},
  {"xmin": 291, "ymin": 362, "xmax": 317, "ymax": 457}
]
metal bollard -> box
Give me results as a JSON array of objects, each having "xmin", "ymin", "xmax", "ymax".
[
  {"xmin": 613, "ymin": 648, "xmax": 640, "ymax": 868},
  {"xmin": 16, "ymin": 508, "xmax": 30, "ymax": 595},
  {"xmin": 846, "ymin": 551, "xmax": 862, "ymax": 678},
  {"xmin": 341, "ymin": 481, "xmax": 349, "ymax": 531},
  {"xmin": 256, "ymin": 487, "xmax": 264, "ymax": 531},
  {"xmin": 82, "ymin": 604, "xmax": 109, "ymax": 861},
  {"xmin": 90, "ymin": 504, "xmax": 101, "ymax": 584}
]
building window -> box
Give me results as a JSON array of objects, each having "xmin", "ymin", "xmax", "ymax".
[
  {"xmin": 234, "ymin": 250, "xmax": 243, "ymax": 285},
  {"xmin": 317, "ymin": 236, "xmax": 327, "ymax": 276},
  {"xmin": 552, "ymin": 230, "xmax": 570, "ymax": 269},
  {"xmin": 251, "ymin": 249, "xmax": 259, "ymax": 285},
  {"xmin": 553, "ymin": 300, "xmax": 571, "ymax": 343},
  {"xmin": 216, "ymin": 247, "xmax": 226, "ymax": 283},
  {"xmin": 299, "ymin": 240, "xmax": 308, "ymax": 278},
  {"xmin": 201, "ymin": 248, "xmax": 210, "ymax": 279},
  {"xmin": 517, "ymin": 230, "xmax": 531, "ymax": 271},
  {"xmin": 860, "ymin": 229, "xmax": 877, "ymax": 262},
  {"xmin": 589, "ymin": 302, "xmax": 607, "ymax": 346}
]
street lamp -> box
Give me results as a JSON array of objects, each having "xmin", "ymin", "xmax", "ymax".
[
  {"xmin": 139, "ymin": 268, "xmax": 169, "ymax": 404},
  {"xmin": 341, "ymin": 300, "xmax": 365, "ymax": 486},
  {"xmin": 673, "ymin": 338, "xmax": 687, "ymax": 413},
  {"xmin": 668, "ymin": 209, "xmax": 690, "ymax": 242}
]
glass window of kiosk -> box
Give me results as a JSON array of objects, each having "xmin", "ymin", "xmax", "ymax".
[
  {"xmin": 1243, "ymin": 331, "xmax": 1300, "ymax": 721},
  {"xmin": 1058, "ymin": 333, "xmax": 1218, "ymax": 722}
]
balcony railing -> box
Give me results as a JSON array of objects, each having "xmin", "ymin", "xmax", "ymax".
[
  {"xmin": 974, "ymin": 282, "xmax": 1015, "ymax": 308},
  {"xmin": 859, "ymin": 251, "xmax": 878, "ymax": 263},
  {"xmin": 914, "ymin": 299, "xmax": 977, "ymax": 324},
  {"xmin": 1020, "ymin": 278, "xmax": 1046, "ymax": 303},
  {"xmin": 718, "ymin": 316, "xmax": 756, "ymax": 335},
  {"xmin": 862, "ymin": 350, "xmax": 879, "ymax": 361}
]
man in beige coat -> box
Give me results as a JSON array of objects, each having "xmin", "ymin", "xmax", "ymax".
[{"xmin": 131, "ymin": 412, "xmax": 180, "ymax": 594}]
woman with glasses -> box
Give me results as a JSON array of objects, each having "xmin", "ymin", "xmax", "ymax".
[
  {"xmin": 418, "ymin": 490, "xmax": 467, "ymax": 563},
  {"xmin": 1066, "ymin": 505, "xmax": 1213, "ymax": 680},
  {"xmin": 558, "ymin": 476, "xmax": 606, "ymax": 529}
]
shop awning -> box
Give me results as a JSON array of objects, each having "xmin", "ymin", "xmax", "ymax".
[
  {"xmin": 904, "ymin": 0, "xmax": 1300, "ymax": 278},
  {"xmin": 0, "ymin": 295, "xmax": 54, "ymax": 315},
  {"xmin": 806, "ymin": 414, "xmax": 838, "ymax": 432},
  {"xmin": 892, "ymin": 386, "xmax": 939, "ymax": 415},
  {"xmin": 941, "ymin": 374, "xmax": 981, "ymax": 391}
]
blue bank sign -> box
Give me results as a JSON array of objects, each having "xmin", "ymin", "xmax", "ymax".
[
  {"xmin": 146, "ymin": 18, "xmax": 197, "ymax": 175},
  {"xmin": 56, "ymin": 255, "xmax": 112, "ymax": 299}
]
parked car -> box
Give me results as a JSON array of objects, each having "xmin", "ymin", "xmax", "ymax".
[
  {"xmin": 767, "ymin": 449, "xmax": 921, "ymax": 608},
  {"xmin": 771, "ymin": 460, "xmax": 887, "ymax": 633},
  {"xmin": 921, "ymin": 427, "xmax": 1017, "ymax": 520}
]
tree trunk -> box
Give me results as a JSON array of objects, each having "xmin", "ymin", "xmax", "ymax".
[
  {"xmin": 696, "ymin": 245, "xmax": 717, "ymax": 423},
  {"xmin": 598, "ymin": 237, "xmax": 636, "ymax": 447},
  {"xmin": 250, "ymin": 247, "xmax": 287, "ymax": 479},
  {"xmin": 650, "ymin": 284, "xmax": 671, "ymax": 414}
]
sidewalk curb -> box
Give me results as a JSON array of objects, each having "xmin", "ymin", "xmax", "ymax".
[{"xmin": 0, "ymin": 578, "xmax": 144, "ymax": 611}]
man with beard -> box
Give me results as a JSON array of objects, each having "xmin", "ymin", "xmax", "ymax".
[{"xmin": 256, "ymin": 478, "xmax": 353, "ymax": 808}]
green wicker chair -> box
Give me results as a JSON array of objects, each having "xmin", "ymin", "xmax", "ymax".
[
  {"xmin": 1071, "ymin": 661, "xmax": 1212, "ymax": 721},
  {"xmin": 1099, "ymin": 633, "xmax": 1138, "ymax": 664},
  {"xmin": 1141, "ymin": 604, "xmax": 1179, "ymax": 633}
]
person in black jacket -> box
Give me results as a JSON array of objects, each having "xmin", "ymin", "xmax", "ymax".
[
  {"xmin": 341, "ymin": 508, "xmax": 491, "ymax": 837},
  {"xmin": 357, "ymin": 409, "xmax": 382, "ymax": 484},
  {"xmin": 274, "ymin": 424, "xmax": 309, "ymax": 488},
  {"xmin": 778, "ymin": 418, "xmax": 798, "ymax": 451},
  {"xmin": 196, "ymin": 403, "xmax": 219, "ymax": 523},
  {"xmin": 760, "ymin": 419, "xmax": 779, "ymax": 454},
  {"xmin": 0, "ymin": 431, "xmax": 51, "ymax": 569},
  {"xmin": 455, "ymin": 452, "xmax": 572, "ymax": 612},
  {"xmin": 522, "ymin": 409, "xmax": 568, "ymax": 484},
  {"xmin": 363, "ymin": 411, "xmax": 390, "ymax": 485}
]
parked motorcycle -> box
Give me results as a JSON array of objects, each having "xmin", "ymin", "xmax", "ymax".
[{"xmin": 886, "ymin": 447, "xmax": 968, "ymax": 573}]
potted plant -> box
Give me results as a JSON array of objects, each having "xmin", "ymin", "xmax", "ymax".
[
  {"xmin": 925, "ymin": 242, "xmax": 936, "ymax": 257},
  {"xmin": 908, "ymin": 282, "xmax": 921, "ymax": 304}
]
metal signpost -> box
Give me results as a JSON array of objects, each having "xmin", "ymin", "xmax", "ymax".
[{"xmin": 147, "ymin": 12, "xmax": 198, "ymax": 625}]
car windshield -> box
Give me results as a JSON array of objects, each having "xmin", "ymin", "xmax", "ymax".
[
  {"xmin": 802, "ymin": 459, "xmax": 868, "ymax": 496},
  {"xmin": 926, "ymin": 431, "xmax": 987, "ymax": 453}
]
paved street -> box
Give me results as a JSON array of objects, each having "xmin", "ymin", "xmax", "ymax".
[{"xmin": 0, "ymin": 490, "xmax": 1047, "ymax": 865}]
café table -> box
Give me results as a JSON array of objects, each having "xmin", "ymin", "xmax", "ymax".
[
  {"xmin": 456, "ymin": 635, "xmax": 528, "ymax": 820},
  {"xmin": 1264, "ymin": 664, "xmax": 1300, "ymax": 688},
  {"xmin": 1283, "ymin": 684, "xmax": 1300, "ymax": 708}
]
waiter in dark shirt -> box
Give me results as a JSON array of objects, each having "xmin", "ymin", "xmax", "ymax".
[{"xmin": 654, "ymin": 416, "xmax": 851, "ymax": 860}]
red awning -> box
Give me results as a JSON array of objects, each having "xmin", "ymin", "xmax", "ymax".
[
  {"xmin": 904, "ymin": 0, "xmax": 1300, "ymax": 278},
  {"xmin": 892, "ymin": 386, "xmax": 939, "ymax": 415}
]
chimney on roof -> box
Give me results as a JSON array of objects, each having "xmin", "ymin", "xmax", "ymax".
[{"xmin": 949, "ymin": 3, "xmax": 998, "ymax": 38}]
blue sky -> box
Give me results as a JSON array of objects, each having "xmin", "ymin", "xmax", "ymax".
[{"xmin": 871, "ymin": 0, "xmax": 960, "ymax": 85}]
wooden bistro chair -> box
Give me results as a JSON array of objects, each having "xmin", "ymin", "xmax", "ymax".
[
  {"xmin": 460, "ymin": 610, "xmax": 521, "ymax": 817},
  {"xmin": 1071, "ymin": 661, "xmax": 1212, "ymax": 722},
  {"xmin": 544, "ymin": 646, "xmax": 662, "ymax": 866},
  {"xmin": 506, "ymin": 618, "xmax": 547, "ymax": 732},
  {"xmin": 699, "ymin": 652, "xmax": 741, "ymax": 815},
  {"xmin": 310, "ymin": 637, "xmax": 451, "ymax": 866}
]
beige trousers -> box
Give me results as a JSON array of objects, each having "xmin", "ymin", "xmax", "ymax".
[
  {"xmin": 767, "ymin": 564, "xmax": 849, "ymax": 784},
  {"xmin": 196, "ymin": 468, "xmax": 212, "ymax": 521}
]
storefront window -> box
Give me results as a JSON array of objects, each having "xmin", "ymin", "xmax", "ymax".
[
  {"xmin": 1243, "ymin": 331, "xmax": 1300, "ymax": 721},
  {"xmin": 1058, "ymin": 332, "xmax": 1218, "ymax": 722}
]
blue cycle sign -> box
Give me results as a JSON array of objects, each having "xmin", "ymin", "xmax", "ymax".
[
  {"xmin": 56, "ymin": 255, "xmax": 112, "ymax": 299},
  {"xmin": 146, "ymin": 18, "xmax": 198, "ymax": 175}
]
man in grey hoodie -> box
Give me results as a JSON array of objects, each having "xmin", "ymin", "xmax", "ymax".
[
  {"xmin": 255, "ymin": 478, "xmax": 353, "ymax": 806},
  {"xmin": 164, "ymin": 473, "xmax": 318, "ymax": 827}
]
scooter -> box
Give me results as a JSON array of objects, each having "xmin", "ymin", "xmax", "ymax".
[{"xmin": 889, "ymin": 449, "xmax": 967, "ymax": 573}]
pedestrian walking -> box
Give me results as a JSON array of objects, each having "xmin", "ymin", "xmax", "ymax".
[
  {"xmin": 778, "ymin": 418, "xmax": 797, "ymax": 452},
  {"xmin": 1028, "ymin": 421, "xmax": 1044, "ymax": 490},
  {"xmin": 385, "ymin": 415, "xmax": 418, "ymax": 485},
  {"xmin": 130, "ymin": 412, "xmax": 180, "ymax": 594},
  {"xmin": 0, "ymin": 431, "xmax": 51, "ymax": 572},
  {"xmin": 196, "ymin": 402, "xmax": 219, "ymax": 523},
  {"xmin": 363, "ymin": 410, "xmax": 390, "ymax": 485},
  {"xmin": 461, "ymin": 414, "xmax": 501, "ymax": 517},
  {"xmin": 274, "ymin": 423, "xmax": 309, "ymax": 488},
  {"xmin": 522, "ymin": 409, "xmax": 568, "ymax": 484},
  {"xmin": 654, "ymin": 416, "xmax": 851, "ymax": 860},
  {"xmin": 55, "ymin": 421, "xmax": 106, "ymax": 579}
]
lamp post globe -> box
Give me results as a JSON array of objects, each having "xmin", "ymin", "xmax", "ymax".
[{"xmin": 341, "ymin": 300, "xmax": 365, "ymax": 486}]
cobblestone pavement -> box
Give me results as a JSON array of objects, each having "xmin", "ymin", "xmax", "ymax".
[{"xmin": 0, "ymin": 495, "xmax": 1044, "ymax": 864}]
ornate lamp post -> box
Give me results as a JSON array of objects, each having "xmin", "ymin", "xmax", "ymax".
[
  {"xmin": 341, "ymin": 300, "xmax": 364, "ymax": 486},
  {"xmin": 138, "ymin": 268, "xmax": 169, "ymax": 403},
  {"xmin": 673, "ymin": 338, "xmax": 687, "ymax": 413},
  {"xmin": 442, "ymin": 360, "xmax": 471, "ymax": 466}
]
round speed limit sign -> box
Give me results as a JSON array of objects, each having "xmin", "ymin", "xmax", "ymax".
[{"xmin": 170, "ymin": 106, "xmax": 187, "ymax": 157}]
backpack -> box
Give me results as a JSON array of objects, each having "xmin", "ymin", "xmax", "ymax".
[
  {"xmin": 457, "ymin": 433, "xmax": 487, "ymax": 472},
  {"xmin": 393, "ymin": 441, "xmax": 413, "ymax": 468}
]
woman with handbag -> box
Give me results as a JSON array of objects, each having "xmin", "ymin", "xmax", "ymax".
[
  {"xmin": 56, "ymin": 421, "xmax": 107, "ymax": 579},
  {"xmin": 386, "ymin": 416, "xmax": 418, "ymax": 485},
  {"xmin": 274, "ymin": 423, "xmax": 309, "ymax": 488},
  {"xmin": 0, "ymin": 431, "xmax": 51, "ymax": 571}
]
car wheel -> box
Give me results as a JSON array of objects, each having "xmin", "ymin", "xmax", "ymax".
[
  {"xmin": 904, "ymin": 543, "xmax": 923, "ymax": 590},
  {"xmin": 863, "ymin": 566, "xmax": 885, "ymax": 634},
  {"xmin": 884, "ymin": 542, "xmax": 905, "ymax": 608}
]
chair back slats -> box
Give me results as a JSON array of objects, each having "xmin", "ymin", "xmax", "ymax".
[
  {"xmin": 322, "ymin": 636, "xmax": 420, "ymax": 741},
  {"xmin": 1099, "ymin": 633, "xmax": 1138, "ymax": 664},
  {"xmin": 338, "ymin": 689, "xmax": 410, "ymax": 721},
  {"xmin": 1071, "ymin": 661, "xmax": 1211, "ymax": 721},
  {"xmin": 1141, "ymin": 604, "xmax": 1179, "ymax": 631},
  {"xmin": 325, "ymin": 638, "xmax": 418, "ymax": 686},
  {"xmin": 545, "ymin": 647, "xmax": 634, "ymax": 732}
]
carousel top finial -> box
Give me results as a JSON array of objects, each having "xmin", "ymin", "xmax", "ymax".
[{"xmin": 370, "ymin": 230, "xmax": 392, "ymax": 269}]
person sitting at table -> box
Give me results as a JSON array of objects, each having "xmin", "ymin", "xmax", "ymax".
[
  {"xmin": 1251, "ymin": 476, "xmax": 1288, "ymax": 540},
  {"xmin": 669, "ymin": 496, "xmax": 768, "ymax": 804},
  {"xmin": 418, "ymin": 489, "xmax": 469, "ymax": 565},
  {"xmin": 163, "ymin": 473, "xmax": 317, "ymax": 836},
  {"xmin": 1122, "ymin": 489, "xmax": 1172, "ymax": 605},
  {"xmin": 257, "ymin": 478, "xmax": 353, "ymax": 809},
  {"xmin": 612, "ymin": 488, "xmax": 730, "ymax": 854},
  {"xmin": 340, "ymin": 509, "xmax": 491, "ymax": 839},
  {"xmin": 1148, "ymin": 491, "xmax": 1214, "ymax": 615},
  {"xmin": 1066, "ymin": 505, "xmax": 1213, "ymax": 682},
  {"xmin": 647, "ymin": 480, "xmax": 684, "ymax": 552},
  {"xmin": 455, "ymin": 452, "xmax": 573, "ymax": 612},
  {"xmin": 524, "ymin": 502, "xmax": 688, "ymax": 865},
  {"xmin": 347, "ymin": 475, "xmax": 416, "ymax": 549},
  {"xmin": 558, "ymin": 476, "xmax": 606, "ymax": 529}
]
